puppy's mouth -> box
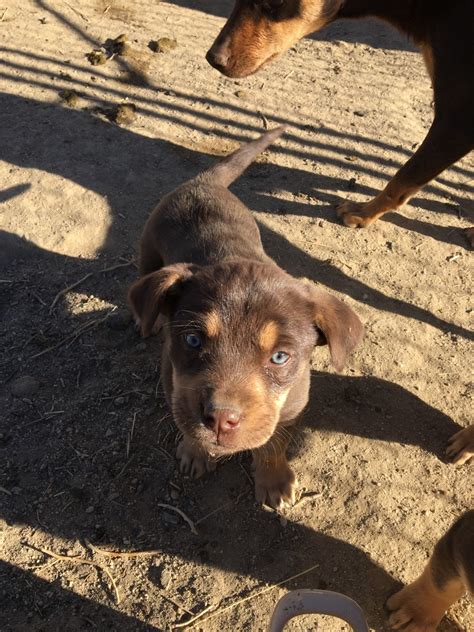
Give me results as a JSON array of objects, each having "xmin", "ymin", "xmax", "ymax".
[{"xmin": 196, "ymin": 418, "xmax": 277, "ymax": 456}]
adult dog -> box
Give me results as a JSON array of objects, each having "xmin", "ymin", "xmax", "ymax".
[{"xmin": 207, "ymin": 1, "xmax": 474, "ymax": 237}]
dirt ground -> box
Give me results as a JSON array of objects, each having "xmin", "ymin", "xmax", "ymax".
[{"xmin": 0, "ymin": 1, "xmax": 473, "ymax": 631}]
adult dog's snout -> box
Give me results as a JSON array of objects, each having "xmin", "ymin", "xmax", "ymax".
[{"xmin": 206, "ymin": 44, "xmax": 231, "ymax": 73}]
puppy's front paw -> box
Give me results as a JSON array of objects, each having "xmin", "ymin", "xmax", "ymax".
[
  {"xmin": 336, "ymin": 200, "xmax": 378, "ymax": 228},
  {"xmin": 176, "ymin": 437, "xmax": 216, "ymax": 478},
  {"xmin": 386, "ymin": 580, "xmax": 445, "ymax": 631},
  {"xmin": 446, "ymin": 425, "xmax": 474, "ymax": 465},
  {"xmin": 253, "ymin": 460, "xmax": 297, "ymax": 509}
]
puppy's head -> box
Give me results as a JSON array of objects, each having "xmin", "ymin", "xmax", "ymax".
[
  {"xmin": 129, "ymin": 260, "xmax": 362, "ymax": 456},
  {"xmin": 206, "ymin": 1, "xmax": 340, "ymax": 78}
]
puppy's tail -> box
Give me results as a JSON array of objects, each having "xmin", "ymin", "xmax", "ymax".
[{"xmin": 200, "ymin": 126, "xmax": 287, "ymax": 188}]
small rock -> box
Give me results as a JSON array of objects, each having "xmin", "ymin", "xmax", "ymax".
[
  {"xmin": 354, "ymin": 110, "xmax": 365, "ymax": 117},
  {"xmin": 108, "ymin": 33, "xmax": 131, "ymax": 56},
  {"xmin": 86, "ymin": 49, "xmax": 107, "ymax": 66},
  {"xmin": 149, "ymin": 38, "xmax": 178, "ymax": 53},
  {"xmin": 85, "ymin": 506, "xmax": 95, "ymax": 514},
  {"xmin": 111, "ymin": 103, "xmax": 137, "ymax": 126},
  {"xmin": 107, "ymin": 311, "xmax": 132, "ymax": 331},
  {"xmin": 10, "ymin": 376, "xmax": 40, "ymax": 398},
  {"xmin": 59, "ymin": 89, "xmax": 79, "ymax": 107},
  {"xmin": 136, "ymin": 342, "xmax": 147, "ymax": 351},
  {"xmin": 114, "ymin": 396, "xmax": 126, "ymax": 406},
  {"xmin": 235, "ymin": 89, "xmax": 249, "ymax": 98},
  {"xmin": 12, "ymin": 487, "xmax": 22, "ymax": 495},
  {"xmin": 159, "ymin": 566, "xmax": 173, "ymax": 588},
  {"xmin": 347, "ymin": 177, "xmax": 357, "ymax": 190},
  {"xmin": 162, "ymin": 512, "xmax": 179, "ymax": 526},
  {"xmin": 105, "ymin": 429, "xmax": 114, "ymax": 438},
  {"xmin": 109, "ymin": 492, "xmax": 120, "ymax": 501}
]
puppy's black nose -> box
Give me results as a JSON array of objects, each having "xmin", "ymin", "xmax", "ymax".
[
  {"xmin": 206, "ymin": 46, "xmax": 230, "ymax": 72},
  {"xmin": 203, "ymin": 406, "xmax": 241, "ymax": 434}
]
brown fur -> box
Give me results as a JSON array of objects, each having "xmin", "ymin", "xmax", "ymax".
[
  {"xmin": 128, "ymin": 128, "xmax": 363, "ymax": 507},
  {"xmin": 386, "ymin": 510, "xmax": 474, "ymax": 631},
  {"xmin": 207, "ymin": 0, "xmax": 474, "ymax": 231}
]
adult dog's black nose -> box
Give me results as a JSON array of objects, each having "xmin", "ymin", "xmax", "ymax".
[{"xmin": 206, "ymin": 45, "xmax": 231, "ymax": 72}]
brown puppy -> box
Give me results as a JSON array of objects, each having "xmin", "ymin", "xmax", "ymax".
[
  {"xmin": 207, "ymin": 1, "xmax": 474, "ymax": 234},
  {"xmin": 386, "ymin": 510, "xmax": 474, "ymax": 631},
  {"xmin": 447, "ymin": 425, "xmax": 474, "ymax": 465},
  {"xmin": 128, "ymin": 127, "xmax": 363, "ymax": 507}
]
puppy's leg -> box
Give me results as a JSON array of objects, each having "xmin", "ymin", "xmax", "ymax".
[
  {"xmin": 337, "ymin": 115, "xmax": 473, "ymax": 228},
  {"xmin": 446, "ymin": 425, "xmax": 474, "ymax": 465},
  {"xmin": 252, "ymin": 428, "xmax": 296, "ymax": 509},
  {"xmin": 386, "ymin": 510, "xmax": 474, "ymax": 631},
  {"xmin": 176, "ymin": 434, "xmax": 216, "ymax": 479}
]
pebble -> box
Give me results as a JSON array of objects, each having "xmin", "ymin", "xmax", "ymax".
[
  {"xmin": 149, "ymin": 37, "xmax": 178, "ymax": 53},
  {"xmin": 107, "ymin": 311, "xmax": 132, "ymax": 331},
  {"xmin": 10, "ymin": 376, "xmax": 40, "ymax": 397},
  {"xmin": 114, "ymin": 396, "xmax": 126, "ymax": 406},
  {"xmin": 85, "ymin": 506, "xmax": 95, "ymax": 514},
  {"xmin": 235, "ymin": 89, "xmax": 249, "ymax": 98},
  {"xmin": 87, "ymin": 49, "xmax": 107, "ymax": 66},
  {"xmin": 59, "ymin": 89, "xmax": 79, "ymax": 108},
  {"xmin": 159, "ymin": 566, "xmax": 173, "ymax": 589}
]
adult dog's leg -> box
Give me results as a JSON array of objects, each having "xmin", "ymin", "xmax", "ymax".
[
  {"xmin": 386, "ymin": 511, "xmax": 474, "ymax": 631},
  {"xmin": 337, "ymin": 115, "xmax": 473, "ymax": 228}
]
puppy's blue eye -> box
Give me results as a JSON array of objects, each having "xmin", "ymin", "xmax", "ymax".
[
  {"xmin": 271, "ymin": 351, "xmax": 289, "ymax": 365},
  {"xmin": 184, "ymin": 334, "xmax": 202, "ymax": 349}
]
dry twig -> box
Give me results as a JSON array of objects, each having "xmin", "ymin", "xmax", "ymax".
[
  {"xmin": 30, "ymin": 309, "xmax": 115, "ymax": 359},
  {"xmin": 86, "ymin": 540, "xmax": 161, "ymax": 558},
  {"xmin": 173, "ymin": 604, "xmax": 216, "ymax": 629},
  {"xmin": 49, "ymin": 273, "xmax": 93, "ymax": 314},
  {"xmin": 179, "ymin": 563, "xmax": 320, "ymax": 629},
  {"xmin": 33, "ymin": 546, "xmax": 120, "ymax": 604}
]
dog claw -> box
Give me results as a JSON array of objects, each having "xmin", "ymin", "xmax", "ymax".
[{"xmin": 254, "ymin": 464, "xmax": 297, "ymax": 509}]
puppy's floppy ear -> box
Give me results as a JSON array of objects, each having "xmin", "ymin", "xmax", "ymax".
[
  {"xmin": 300, "ymin": 279, "xmax": 364, "ymax": 372},
  {"xmin": 128, "ymin": 263, "xmax": 195, "ymax": 337}
]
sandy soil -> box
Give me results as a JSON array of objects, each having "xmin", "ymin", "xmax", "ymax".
[{"xmin": 0, "ymin": 1, "xmax": 472, "ymax": 631}]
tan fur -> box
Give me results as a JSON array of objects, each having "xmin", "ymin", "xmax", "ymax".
[
  {"xmin": 203, "ymin": 310, "xmax": 221, "ymax": 338},
  {"xmin": 387, "ymin": 511, "xmax": 474, "ymax": 630},
  {"xmin": 387, "ymin": 560, "xmax": 465, "ymax": 631},
  {"xmin": 259, "ymin": 320, "xmax": 279, "ymax": 352}
]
